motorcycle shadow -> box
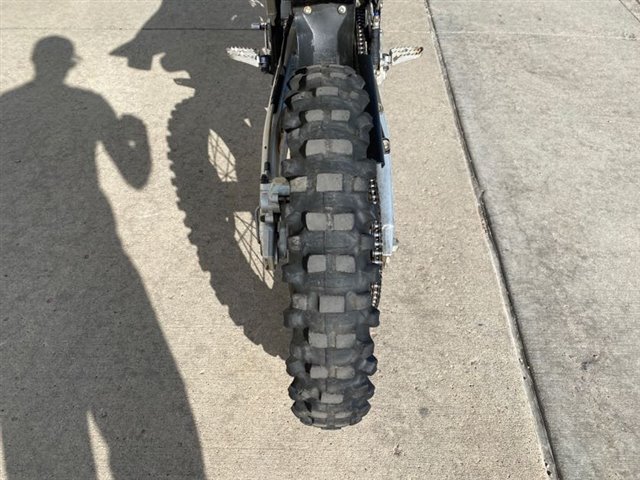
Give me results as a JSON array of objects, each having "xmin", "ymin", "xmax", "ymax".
[
  {"xmin": 167, "ymin": 89, "xmax": 290, "ymax": 359},
  {"xmin": 113, "ymin": 3, "xmax": 291, "ymax": 359}
]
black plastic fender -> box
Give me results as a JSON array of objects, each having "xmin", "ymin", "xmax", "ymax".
[{"xmin": 292, "ymin": 2, "xmax": 356, "ymax": 68}]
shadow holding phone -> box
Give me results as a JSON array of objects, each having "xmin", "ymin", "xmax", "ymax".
[
  {"xmin": 0, "ymin": 36, "xmax": 204, "ymax": 478},
  {"xmin": 112, "ymin": 0, "xmax": 291, "ymax": 359}
]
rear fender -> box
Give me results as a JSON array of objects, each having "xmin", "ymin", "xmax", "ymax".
[{"xmin": 291, "ymin": 2, "xmax": 356, "ymax": 68}]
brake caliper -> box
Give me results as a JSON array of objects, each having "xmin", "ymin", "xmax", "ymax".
[{"xmin": 258, "ymin": 176, "xmax": 290, "ymax": 270}]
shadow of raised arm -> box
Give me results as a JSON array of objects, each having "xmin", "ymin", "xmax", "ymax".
[{"xmin": 102, "ymin": 113, "xmax": 151, "ymax": 189}]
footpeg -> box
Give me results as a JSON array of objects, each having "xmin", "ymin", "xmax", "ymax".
[
  {"xmin": 377, "ymin": 46, "xmax": 424, "ymax": 84},
  {"xmin": 226, "ymin": 47, "xmax": 260, "ymax": 68},
  {"xmin": 385, "ymin": 46, "xmax": 424, "ymax": 66}
]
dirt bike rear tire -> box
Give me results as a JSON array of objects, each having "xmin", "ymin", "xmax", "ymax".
[{"xmin": 281, "ymin": 64, "xmax": 382, "ymax": 429}]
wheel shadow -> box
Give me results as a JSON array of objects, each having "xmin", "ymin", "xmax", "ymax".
[{"xmin": 112, "ymin": 0, "xmax": 291, "ymax": 358}]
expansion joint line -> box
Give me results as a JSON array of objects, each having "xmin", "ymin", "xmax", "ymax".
[
  {"xmin": 422, "ymin": 1, "xmax": 560, "ymax": 478},
  {"xmin": 618, "ymin": 0, "xmax": 640, "ymax": 24}
]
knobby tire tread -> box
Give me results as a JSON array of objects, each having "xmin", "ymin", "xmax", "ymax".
[{"xmin": 281, "ymin": 65, "xmax": 381, "ymax": 429}]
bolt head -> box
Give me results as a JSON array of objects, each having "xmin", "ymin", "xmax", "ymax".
[
  {"xmin": 303, "ymin": 6, "xmax": 312, "ymax": 14},
  {"xmin": 337, "ymin": 5, "xmax": 347, "ymax": 14},
  {"xmin": 383, "ymin": 138, "xmax": 391, "ymax": 153}
]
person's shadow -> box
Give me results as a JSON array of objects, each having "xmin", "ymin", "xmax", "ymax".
[
  {"xmin": 0, "ymin": 37, "xmax": 204, "ymax": 478},
  {"xmin": 111, "ymin": 1, "xmax": 291, "ymax": 358}
]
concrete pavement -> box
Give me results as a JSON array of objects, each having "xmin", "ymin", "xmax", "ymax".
[
  {"xmin": 428, "ymin": 1, "xmax": 640, "ymax": 479},
  {"xmin": 1, "ymin": 1, "xmax": 546, "ymax": 478}
]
